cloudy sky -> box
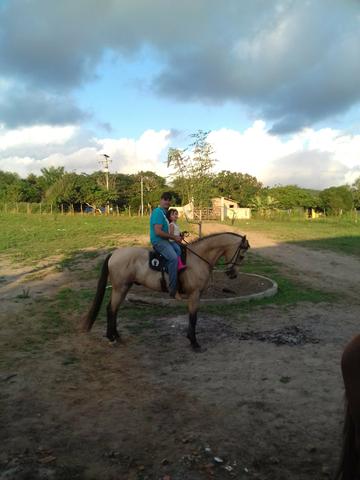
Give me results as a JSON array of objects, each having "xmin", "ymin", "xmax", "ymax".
[{"xmin": 0, "ymin": 0, "xmax": 359, "ymax": 189}]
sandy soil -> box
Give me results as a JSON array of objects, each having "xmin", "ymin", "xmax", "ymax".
[{"xmin": 1, "ymin": 224, "xmax": 360, "ymax": 480}]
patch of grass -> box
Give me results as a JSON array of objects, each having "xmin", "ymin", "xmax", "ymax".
[
  {"xmin": 0, "ymin": 213, "xmax": 150, "ymax": 264},
  {"xmin": 16, "ymin": 287, "xmax": 31, "ymax": 299},
  {"xmin": 62, "ymin": 354, "xmax": 80, "ymax": 366},
  {"xmin": 224, "ymin": 217, "xmax": 360, "ymax": 257}
]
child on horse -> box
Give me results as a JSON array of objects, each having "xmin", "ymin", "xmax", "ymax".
[{"xmin": 167, "ymin": 208, "xmax": 186, "ymax": 271}]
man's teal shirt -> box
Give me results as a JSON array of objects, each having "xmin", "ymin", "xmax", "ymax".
[{"xmin": 150, "ymin": 207, "xmax": 169, "ymax": 244}]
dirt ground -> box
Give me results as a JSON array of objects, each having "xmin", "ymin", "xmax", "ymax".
[{"xmin": 1, "ymin": 223, "xmax": 360, "ymax": 480}]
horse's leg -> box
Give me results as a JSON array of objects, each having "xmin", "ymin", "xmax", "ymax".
[
  {"xmin": 186, "ymin": 290, "xmax": 201, "ymax": 350},
  {"xmin": 106, "ymin": 284, "xmax": 131, "ymax": 342}
]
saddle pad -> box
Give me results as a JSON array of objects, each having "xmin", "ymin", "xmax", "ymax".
[{"xmin": 149, "ymin": 250, "xmax": 167, "ymax": 272}]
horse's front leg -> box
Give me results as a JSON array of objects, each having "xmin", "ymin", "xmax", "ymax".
[
  {"xmin": 106, "ymin": 284, "xmax": 131, "ymax": 343},
  {"xmin": 187, "ymin": 290, "xmax": 201, "ymax": 350}
]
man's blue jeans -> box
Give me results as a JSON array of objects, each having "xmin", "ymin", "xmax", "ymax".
[{"xmin": 152, "ymin": 238, "xmax": 178, "ymax": 295}]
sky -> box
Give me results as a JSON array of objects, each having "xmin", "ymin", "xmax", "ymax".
[{"xmin": 0, "ymin": 0, "xmax": 359, "ymax": 190}]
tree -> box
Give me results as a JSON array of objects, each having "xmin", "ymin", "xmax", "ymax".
[
  {"xmin": 319, "ymin": 186, "xmax": 353, "ymax": 215},
  {"xmin": 0, "ymin": 171, "xmax": 21, "ymax": 202},
  {"xmin": 128, "ymin": 171, "xmax": 168, "ymax": 211},
  {"xmin": 167, "ymin": 148, "xmax": 191, "ymax": 204},
  {"xmin": 351, "ymin": 177, "xmax": 360, "ymax": 209},
  {"xmin": 268, "ymin": 185, "xmax": 319, "ymax": 210},
  {"xmin": 18, "ymin": 174, "xmax": 43, "ymax": 202},
  {"xmin": 168, "ymin": 130, "xmax": 216, "ymax": 208},
  {"xmin": 38, "ymin": 166, "xmax": 65, "ymax": 193},
  {"xmin": 249, "ymin": 191, "xmax": 279, "ymax": 216},
  {"xmin": 211, "ymin": 171, "xmax": 262, "ymax": 206},
  {"xmin": 190, "ymin": 130, "xmax": 216, "ymax": 208}
]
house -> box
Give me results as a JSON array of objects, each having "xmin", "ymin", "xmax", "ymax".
[{"xmin": 211, "ymin": 197, "xmax": 251, "ymax": 220}]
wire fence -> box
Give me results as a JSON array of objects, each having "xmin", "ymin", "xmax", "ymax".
[{"xmin": 0, "ymin": 202, "xmax": 143, "ymax": 216}]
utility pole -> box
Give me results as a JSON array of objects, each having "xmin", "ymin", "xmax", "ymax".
[
  {"xmin": 99, "ymin": 154, "xmax": 111, "ymax": 214},
  {"xmin": 140, "ymin": 176, "xmax": 144, "ymax": 217}
]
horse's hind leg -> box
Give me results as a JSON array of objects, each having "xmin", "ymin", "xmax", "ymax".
[
  {"xmin": 106, "ymin": 284, "xmax": 131, "ymax": 342},
  {"xmin": 186, "ymin": 291, "xmax": 201, "ymax": 350}
]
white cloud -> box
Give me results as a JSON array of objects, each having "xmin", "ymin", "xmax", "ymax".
[
  {"xmin": 0, "ymin": 128, "xmax": 171, "ymax": 177},
  {"xmin": 1, "ymin": 122, "xmax": 359, "ymax": 189},
  {"xmin": 96, "ymin": 129, "xmax": 171, "ymax": 175},
  {"xmin": 0, "ymin": 124, "xmax": 76, "ymax": 150},
  {"xmin": 209, "ymin": 122, "xmax": 360, "ymax": 188}
]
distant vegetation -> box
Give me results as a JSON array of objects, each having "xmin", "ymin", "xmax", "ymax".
[{"xmin": 1, "ymin": 130, "xmax": 359, "ymax": 216}]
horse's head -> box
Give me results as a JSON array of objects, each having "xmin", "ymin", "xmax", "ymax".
[{"xmin": 225, "ymin": 235, "xmax": 250, "ymax": 279}]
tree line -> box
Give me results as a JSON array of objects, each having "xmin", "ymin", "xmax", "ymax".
[{"xmin": 1, "ymin": 130, "xmax": 359, "ymax": 215}]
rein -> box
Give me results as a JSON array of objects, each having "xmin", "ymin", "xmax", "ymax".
[
  {"xmin": 182, "ymin": 236, "xmax": 248, "ymax": 270},
  {"xmin": 182, "ymin": 239, "xmax": 212, "ymax": 268}
]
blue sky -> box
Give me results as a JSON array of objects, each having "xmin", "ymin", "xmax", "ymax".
[{"xmin": 0, "ymin": 0, "xmax": 359, "ymax": 189}]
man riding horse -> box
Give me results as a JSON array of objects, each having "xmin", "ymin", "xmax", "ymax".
[{"xmin": 150, "ymin": 192, "xmax": 182, "ymax": 298}]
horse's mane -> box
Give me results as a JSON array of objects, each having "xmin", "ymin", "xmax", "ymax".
[{"xmin": 189, "ymin": 231, "xmax": 244, "ymax": 245}]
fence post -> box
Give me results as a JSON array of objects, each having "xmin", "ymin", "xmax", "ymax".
[{"xmin": 27, "ymin": 203, "xmax": 30, "ymax": 214}]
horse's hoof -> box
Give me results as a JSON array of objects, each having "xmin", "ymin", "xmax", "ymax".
[{"xmin": 191, "ymin": 343, "xmax": 205, "ymax": 353}]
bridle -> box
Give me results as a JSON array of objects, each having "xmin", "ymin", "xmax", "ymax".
[
  {"xmin": 224, "ymin": 237, "xmax": 249, "ymax": 268},
  {"xmin": 182, "ymin": 235, "xmax": 250, "ymax": 271}
]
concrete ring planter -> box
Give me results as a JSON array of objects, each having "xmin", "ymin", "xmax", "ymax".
[{"xmin": 126, "ymin": 272, "xmax": 278, "ymax": 306}]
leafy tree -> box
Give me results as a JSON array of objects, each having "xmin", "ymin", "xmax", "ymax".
[
  {"xmin": 113, "ymin": 173, "xmax": 136, "ymax": 208},
  {"xmin": 190, "ymin": 130, "xmax": 216, "ymax": 208},
  {"xmin": 211, "ymin": 171, "xmax": 262, "ymax": 206},
  {"xmin": 319, "ymin": 186, "xmax": 353, "ymax": 215},
  {"xmin": 128, "ymin": 171, "xmax": 168, "ymax": 211},
  {"xmin": 18, "ymin": 174, "xmax": 43, "ymax": 202},
  {"xmin": 351, "ymin": 177, "xmax": 360, "ymax": 209},
  {"xmin": 38, "ymin": 166, "xmax": 65, "ymax": 193},
  {"xmin": 168, "ymin": 130, "xmax": 216, "ymax": 208},
  {"xmin": 0, "ymin": 171, "xmax": 21, "ymax": 202},
  {"xmin": 249, "ymin": 191, "xmax": 279, "ymax": 216},
  {"xmin": 268, "ymin": 185, "xmax": 319, "ymax": 210},
  {"xmin": 167, "ymin": 148, "xmax": 191, "ymax": 203}
]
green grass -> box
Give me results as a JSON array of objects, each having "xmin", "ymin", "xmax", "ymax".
[
  {"xmin": 4, "ymin": 212, "xmax": 359, "ymax": 264},
  {"xmin": 224, "ymin": 216, "xmax": 360, "ymax": 257},
  {"xmin": 0, "ymin": 213, "xmax": 151, "ymax": 263}
]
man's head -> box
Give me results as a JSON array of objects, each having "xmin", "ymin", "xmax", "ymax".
[{"xmin": 160, "ymin": 192, "xmax": 172, "ymax": 209}]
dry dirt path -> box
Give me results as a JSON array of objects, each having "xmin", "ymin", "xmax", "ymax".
[{"xmin": 202, "ymin": 223, "xmax": 360, "ymax": 301}]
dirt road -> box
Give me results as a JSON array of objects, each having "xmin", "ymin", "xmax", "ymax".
[
  {"xmin": 1, "ymin": 226, "xmax": 360, "ymax": 480},
  {"xmin": 202, "ymin": 222, "xmax": 360, "ymax": 300}
]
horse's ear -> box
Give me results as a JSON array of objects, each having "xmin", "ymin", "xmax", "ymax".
[{"xmin": 243, "ymin": 235, "xmax": 247, "ymax": 241}]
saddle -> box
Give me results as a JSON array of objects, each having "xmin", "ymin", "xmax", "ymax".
[
  {"xmin": 148, "ymin": 246, "xmax": 187, "ymax": 272},
  {"xmin": 149, "ymin": 250, "xmax": 167, "ymax": 272},
  {"xmin": 148, "ymin": 246, "xmax": 187, "ymax": 293}
]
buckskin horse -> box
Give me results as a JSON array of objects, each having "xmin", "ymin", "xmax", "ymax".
[
  {"xmin": 81, "ymin": 232, "xmax": 250, "ymax": 350},
  {"xmin": 335, "ymin": 334, "xmax": 360, "ymax": 479}
]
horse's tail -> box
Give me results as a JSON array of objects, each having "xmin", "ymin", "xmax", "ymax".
[
  {"xmin": 80, "ymin": 253, "xmax": 111, "ymax": 332},
  {"xmin": 334, "ymin": 401, "xmax": 358, "ymax": 480}
]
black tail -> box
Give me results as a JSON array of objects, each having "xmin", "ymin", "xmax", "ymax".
[
  {"xmin": 80, "ymin": 254, "xmax": 111, "ymax": 332},
  {"xmin": 334, "ymin": 402, "xmax": 358, "ymax": 480}
]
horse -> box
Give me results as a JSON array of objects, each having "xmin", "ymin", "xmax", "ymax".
[
  {"xmin": 81, "ymin": 232, "xmax": 250, "ymax": 350},
  {"xmin": 335, "ymin": 334, "xmax": 360, "ymax": 479}
]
